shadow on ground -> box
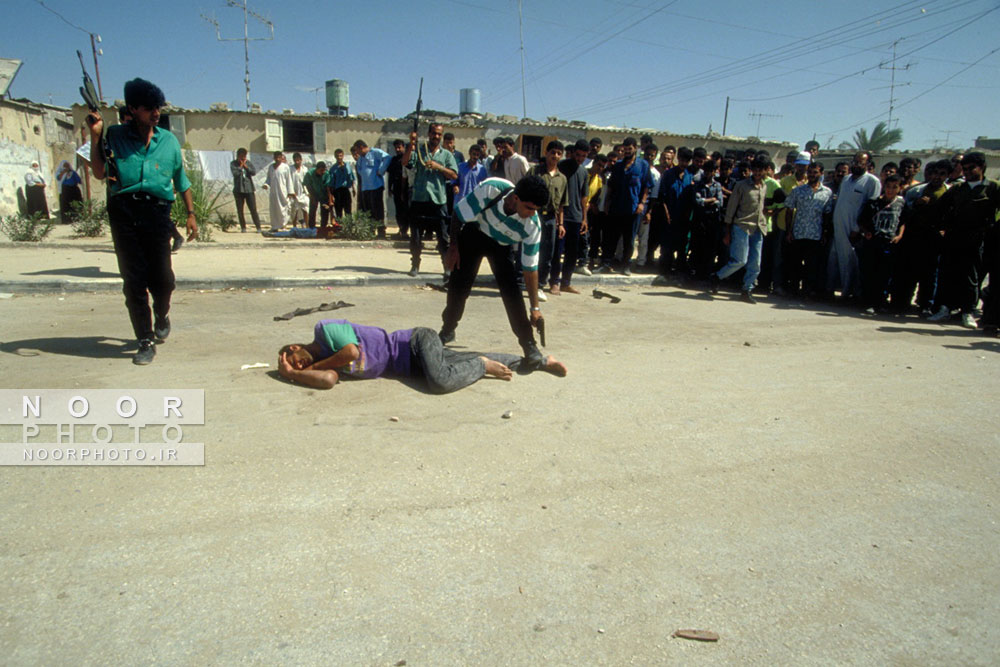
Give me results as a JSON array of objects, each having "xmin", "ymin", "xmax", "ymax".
[
  {"xmin": 21, "ymin": 266, "xmax": 120, "ymax": 279},
  {"xmin": 0, "ymin": 336, "xmax": 135, "ymax": 360}
]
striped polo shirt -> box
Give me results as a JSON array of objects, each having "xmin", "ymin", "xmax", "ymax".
[{"xmin": 455, "ymin": 177, "xmax": 542, "ymax": 272}]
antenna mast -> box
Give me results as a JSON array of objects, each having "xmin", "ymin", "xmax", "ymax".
[{"xmin": 202, "ymin": 0, "xmax": 274, "ymax": 111}]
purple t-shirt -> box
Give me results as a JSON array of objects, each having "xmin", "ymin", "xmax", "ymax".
[{"xmin": 313, "ymin": 319, "xmax": 412, "ymax": 379}]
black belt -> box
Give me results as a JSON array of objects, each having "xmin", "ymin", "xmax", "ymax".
[{"xmin": 119, "ymin": 192, "xmax": 170, "ymax": 205}]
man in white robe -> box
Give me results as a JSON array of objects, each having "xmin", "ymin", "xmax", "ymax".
[
  {"xmin": 264, "ymin": 152, "xmax": 294, "ymax": 231},
  {"xmin": 289, "ymin": 152, "xmax": 309, "ymax": 227},
  {"xmin": 827, "ymin": 151, "xmax": 881, "ymax": 299}
]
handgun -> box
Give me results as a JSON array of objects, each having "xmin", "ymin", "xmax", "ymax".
[{"xmin": 536, "ymin": 316, "xmax": 546, "ymax": 347}]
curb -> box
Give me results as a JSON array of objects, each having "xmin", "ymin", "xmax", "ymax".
[{"xmin": 0, "ymin": 273, "xmax": 660, "ymax": 295}]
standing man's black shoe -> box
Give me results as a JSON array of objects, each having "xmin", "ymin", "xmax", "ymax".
[
  {"xmin": 154, "ymin": 316, "xmax": 171, "ymax": 341},
  {"xmin": 133, "ymin": 339, "xmax": 156, "ymax": 365},
  {"xmin": 438, "ymin": 329, "xmax": 455, "ymax": 344},
  {"xmin": 740, "ymin": 290, "xmax": 757, "ymax": 304},
  {"xmin": 709, "ymin": 273, "xmax": 720, "ymax": 294},
  {"xmin": 521, "ymin": 342, "xmax": 545, "ymax": 370}
]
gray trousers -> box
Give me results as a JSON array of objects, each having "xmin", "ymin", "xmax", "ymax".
[{"xmin": 409, "ymin": 328, "xmax": 523, "ymax": 394}]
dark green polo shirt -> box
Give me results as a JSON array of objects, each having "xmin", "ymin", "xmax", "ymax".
[
  {"xmin": 303, "ymin": 168, "xmax": 331, "ymax": 198},
  {"xmin": 105, "ymin": 124, "xmax": 191, "ymax": 201},
  {"xmin": 408, "ymin": 146, "xmax": 458, "ymax": 205}
]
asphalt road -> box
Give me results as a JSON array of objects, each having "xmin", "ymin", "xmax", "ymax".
[{"xmin": 1, "ymin": 284, "xmax": 998, "ymax": 665}]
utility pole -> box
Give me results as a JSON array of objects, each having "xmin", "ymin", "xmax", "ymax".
[
  {"xmin": 202, "ymin": 0, "xmax": 274, "ymax": 111},
  {"xmin": 517, "ymin": 0, "xmax": 527, "ymax": 119},
  {"xmin": 722, "ymin": 96, "xmax": 730, "ymax": 136},
  {"xmin": 89, "ymin": 33, "xmax": 103, "ymax": 102},
  {"xmin": 879, "ymin": 38, "xmax": 911, "ymax": 129},
  {"xmin": 747, "ymin": 110, "xmax": 782, "ymax": 139}
]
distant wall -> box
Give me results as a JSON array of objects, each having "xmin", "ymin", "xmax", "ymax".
[{"xmin": 0, "ymin": 101, "xmax": 75, "ymax": 217}]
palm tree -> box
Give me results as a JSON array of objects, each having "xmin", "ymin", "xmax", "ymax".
[{"xmin": 852, "ymin": 122, "xmax": 903, "ymax": 153}]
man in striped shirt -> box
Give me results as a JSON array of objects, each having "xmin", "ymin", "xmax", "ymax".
[{"xmin": 439, "ymin": 175, "xmax": 552, "ymax": 369}]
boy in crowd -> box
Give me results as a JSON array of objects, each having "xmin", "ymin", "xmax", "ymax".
[
  {"xmin": 586, "ymin": 154, "xmax": 609, "ymax": 272},
  {"xmin": 659, "ymin": 146, "xmax": 694, "ymax": 276},
  {"xmin": 553, "ymin": 139, "xmax": 590, "ymax": 293},
  {"xmin": 784, "ymin": 162, "xmax": 834, "ymax": 297},
  {"xmin": 892, "ymin": 160, "xmax": 949, "ymax": 315},
  {"xmin": 688, "ymin": 158, "xmax": 725, "ymax": 279},
  {"xmin": 600, "ymin": 137, "xmax": 651, "ymax": 276},
  {"xmin": 329, "ymin": 149, "xmax": 356, "ymax": 218},
  {"xmin": 534, "ymin": 141, "xmax": 568, "ymax": 297},
  {"xmin": 928, "ymin": 152, "xmax": 1000, "ymax": 328},
  {"xmin": 710, "ymin": 155, "xmax": 769, "ymax": 303},
  {"xmin": 858, "ymin": 174, "xmax": 905, "ymax": 313},
  {"xmin": 637, "ymin": 142, "xmax": 661, "ymax": 271},
  {"xmin": 455, "ymin": 144, "xmax": 488, "ymax": 205}
]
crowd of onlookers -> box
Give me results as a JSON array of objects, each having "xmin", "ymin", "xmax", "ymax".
[{"xmin": 229, "ymin": 130, "xmax": 998, "ymax": 338}]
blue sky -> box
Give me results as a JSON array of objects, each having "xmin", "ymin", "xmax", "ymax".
[{"xmin": 4, "ymin": 0, "xmax": 999, "ymax": 150}]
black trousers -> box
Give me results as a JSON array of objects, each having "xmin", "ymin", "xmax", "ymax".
[
  {"xmin": 860, "ymin": 236, "xmax": 897, "ymax": 308},
  {"xmin": 588, "ymin": 211, "xmax": 606, "ymax": 263},
  {"xmin": 333, "ymin": 187, "xmax": 352, "ymax": 218},
  {"xmin": 363, "ymin": 187, "xmax": 386, "ymax": 226},
  {"xmin": 787, "ymin": 238, "xmax": 825, "ymax": 295},
  {"xmin": 409, "ymin": 201, "xmax": 448, "ymax": 265},
  {"xmin": 234, "ymin": 192, "xmax": 261, "ymax": 231},
  {"xmin": 981, "ymin": 224, "xmax": 1000, "ymax": 327},
  {"xmin": 392, "ymin": 190, "xmax": 410, "ymax": 236},
  {"xmin": 308, "ymin": 195, "xmax": 329, "ymax": 228},
  {"xmin": 441, "ymin": 224, "xmax": 536, "ymax": 349},
  {"xmin": 108, "ymin": 195, "xmax": 176, "ymax": 341},
  {"xmin": 891, "ymin": 229, "xmax": 940, "ymax": 310},
  {"xmin": 602, "ymin": 212, "xmax": 635, "ymax": 266},
  {"xmin": 689, "ymin": 215, "xmax": 724, "ymax": 279},
  {"xmin": 647, "ymin": 202, "xmax": 668, "ymax": 265},
  {"xmin": 936, "ymin": 234, "xmax": 984, "ymax": 313}
]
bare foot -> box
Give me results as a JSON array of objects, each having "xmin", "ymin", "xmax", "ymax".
[
  {"xmin": 543, "ymin": 355, "xmax": 568, "ymax": 376},
  {"xmin": 481, "ymin": 357, "xmax": 513, "ymax": 381}
]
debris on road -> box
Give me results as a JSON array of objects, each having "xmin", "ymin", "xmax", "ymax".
[
  {"xmin": 592, "ymin": 289, "xmax": 621, "ymax": 303},
  {"xmin": 273, "ymin": 300, "xmax": 354, "ymax": 321},
  {"xmin": 672, "ymin": 629, "xmax": 719, "ymax": 642}
]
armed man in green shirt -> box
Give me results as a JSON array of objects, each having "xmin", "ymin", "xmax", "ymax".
[
  {"xmin": 303, "ymin": 161, "xmax": 333, "ymax": 229},
  {"xmin": 87, "ymin": 78, "xmax": 197, "ymax": 365}
]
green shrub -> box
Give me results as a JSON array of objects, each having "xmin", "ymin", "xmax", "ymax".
[
  {"xmin": 69, "ymin": 199, "xmax": 108, "ymax": 238},
  {"xmin": 1, "ymin": 212, "xmax": 55, "ymax": 242},
  {"xmin": 170, "ymin": 145, "xmax": 221, "ymax": 242},
  {"xmin": 215, "ymin": 211, "xmax": 239, "ymax": 233},
  {"xmin": 338, "ymin": 210, "xmax": 377, "ymax": 241}
]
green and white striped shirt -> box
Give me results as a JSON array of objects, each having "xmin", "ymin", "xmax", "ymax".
[{"xmin": 455, "ymin": 177, "xmax": 542, "ymax": 271}]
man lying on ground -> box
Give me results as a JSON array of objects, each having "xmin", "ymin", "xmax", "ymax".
[{"xmin": 278, "ymin": 319, "xmax": 567, "ymax": 392}]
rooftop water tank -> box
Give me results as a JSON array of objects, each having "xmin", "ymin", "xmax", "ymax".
[
  {"xmin": 460, "ymin": 88, "xmax": 481, "ymax": 115},
  {"xmin": 325, "ymin": 79, "xmax": 349, "ymax": 116}
]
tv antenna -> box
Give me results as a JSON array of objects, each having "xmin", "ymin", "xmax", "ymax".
[
  {"xmin": 879, "ymin": 39, "xmax": 912, "ymax": 129},
  {"xmin": 296, "ymin": 85, "xmax": 323, "ymax": 112},
  {"xmin": 202, "ymin": 0, "xmax": 274, "ymax": 111},
  {"xmin": 747, "ymin": 110, "xmax": 782, "ymax": 138}
]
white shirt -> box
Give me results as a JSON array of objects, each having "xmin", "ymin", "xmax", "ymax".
[{"xmin": 504, "ymin": 153, "xmax": 530, "ymax": 184}]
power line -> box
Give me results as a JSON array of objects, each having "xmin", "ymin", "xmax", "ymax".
[
  {"xmin": 818, "ymin": 45, "xmax": 1000, "ymax": 138},
  {"xmin": 554, "ymin": 0, "xmax": 940, "ymax": 118},
  {"xmin": 32, "ymin": 0, "xmax": 90, "ymax": 35}
]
